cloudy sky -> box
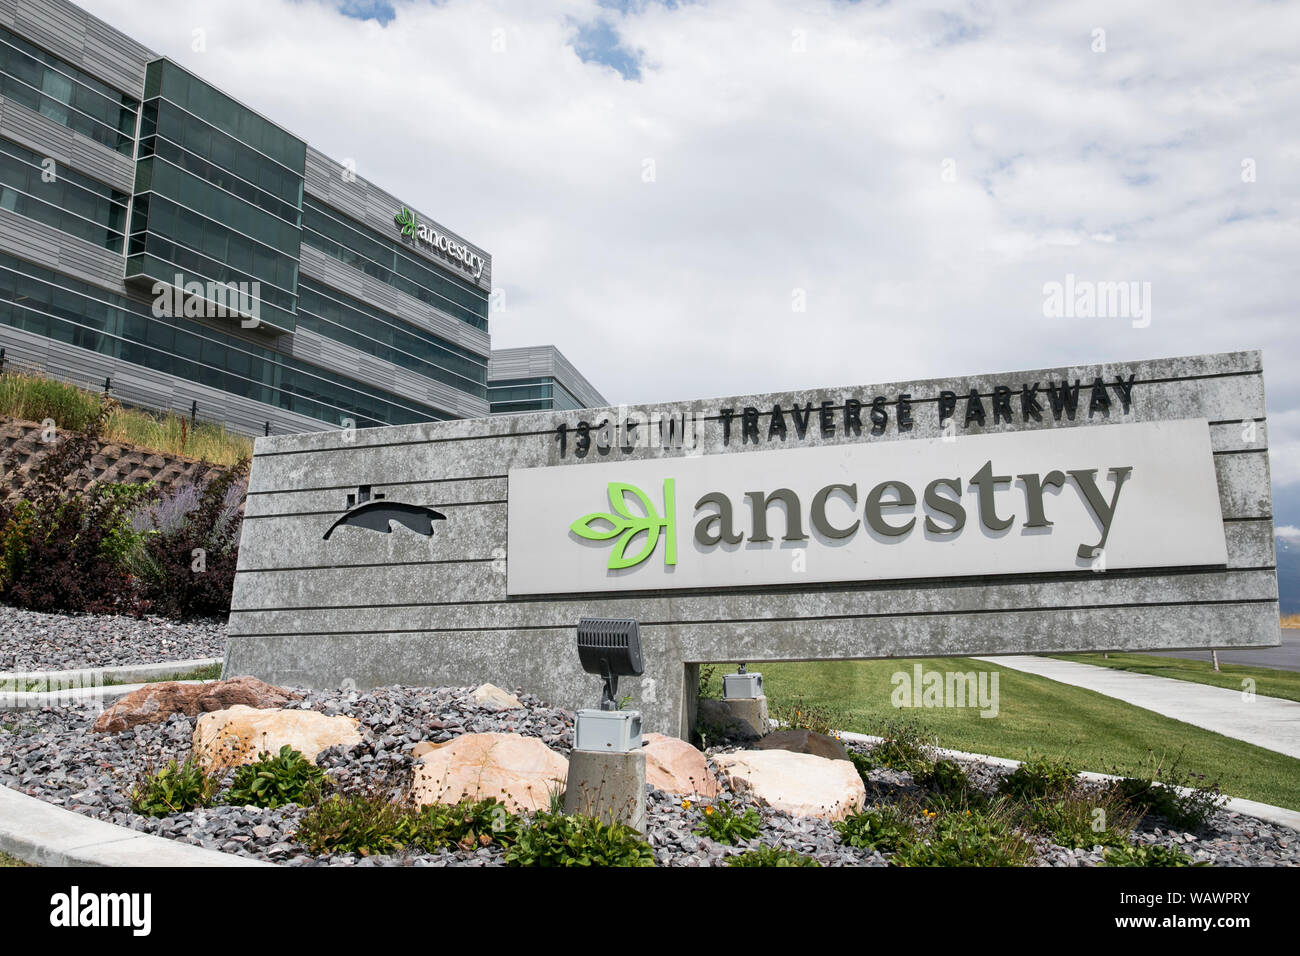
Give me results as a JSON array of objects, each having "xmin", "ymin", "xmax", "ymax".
[{"xmin": 79, "ymin": 0, "xmax": 1300, "ymax": 569}]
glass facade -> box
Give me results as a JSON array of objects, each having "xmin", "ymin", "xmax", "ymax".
[
  {"xmin": 297, "ymin": 278, "xmax": 488, "ymax": 399},
  {"xmin": 0, "ymin": 26, "xmax": 139, "ymax": 155},
  {"xmin": 0, "ymin": 252, "xmax": 451, "ymax": 427},
  {"xmin": 488, "ymin": 376, "xmax": 586, "ymax": 413},
  {"xmin": 301, "ymin": 198, "xmax": 489, "ymax": 331},
  {"xmin": 125, "ymin": 59, "xmax": 304, "ymax": 334},
  {"xmin": 0, "ymin": 137, "xmax": 129, "ymax": 250}
]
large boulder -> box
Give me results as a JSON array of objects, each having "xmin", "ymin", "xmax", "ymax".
[
  {"xmin": 410, "ymin": 732, "xmax": 567, "ymax": 813},
  {"xmin": 712, "ymin": 750, "xmax": 866, "ymax": 821},
  {"xmin": 193, "ymin": 705, "xmax": 364, "ymax": 769},
  {"xmin": 469, "ymin": 683, "xmax": 522, "ymax": 712},
  {"xmin": 753, "ymin": 729, "xmax": 849, "ymax": 762},
  {"xmin": 92, "ymin": 676, "xmax": 300, "ymax": 733},
  {"xmin": 193, "ymin": 677, "xmax": 302, "ymax": 713},
  {"xmin": 643, "ymin": 732, "xmax": 720, "ymax": 797}
]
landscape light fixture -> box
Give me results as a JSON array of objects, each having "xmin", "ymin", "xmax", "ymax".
[
  {"xmin": 723, "ymin": 661, "xmax": 763, "ymax": 699},
  {"xmin": 573, "ymin": 617, "xmax": 644, "ymax": 752}
]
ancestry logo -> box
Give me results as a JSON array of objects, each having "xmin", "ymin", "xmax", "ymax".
[
  {"xmin": 49, "ymin": 886, "xmax": 151, "ymax": 936},
  {"xmin": 393, "ymin": 206, "xmax": 485, "ymax": 279}
]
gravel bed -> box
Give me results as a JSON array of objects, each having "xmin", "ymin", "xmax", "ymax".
[
  {"xmin": 1, "ymin": 685, "xmax": 1297, "ymax": 867},
  {"xmin": 0, "ymin": 605, "xmax": 226, "ymax": 672}
]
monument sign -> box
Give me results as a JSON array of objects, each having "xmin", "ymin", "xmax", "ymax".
[{"xmin": 225, "ymin": 350, "xmax": 1280, "ymax": 737}]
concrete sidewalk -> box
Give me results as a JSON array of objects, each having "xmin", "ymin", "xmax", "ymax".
[
  {"xmin": 973, "ymin": 655, "xmax": 1300, "ymax": 760},
  {"xmin": 0, "ymin": 785, "xmax": 271, "ymax": 867}
]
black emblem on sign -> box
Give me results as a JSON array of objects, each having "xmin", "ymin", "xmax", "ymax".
[{"xmin": 323, "ymin": 485, "xmax": 446, "ymax": 540}]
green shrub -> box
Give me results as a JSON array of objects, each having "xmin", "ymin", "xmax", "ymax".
[
  {"xmin": 695, "ymin": 801, "xmax": 762, "ymax": 845},
  {"xmin": 0, "ymin": 401, "xmax": 152, "ymax": 613},
  {"xmin": 129, "ymin": 755, "xmax": 220, "ymax": 816},
  {"xmin": 1108, "ymin": 751, "xmax": 1225, "ymax": 831},
  {"xmin": 504, "ymin": 811, "xmax": 654, "ymax": 867},
  {"xmin": 915, "ymin": 758, "xmax": 987, "ymax": 809},
  {"xmin": 697, "ymin": 663, "xmax": 719, "ymax": 698},
  {"xmin": 728, "ymin": 846, "xmax": 821, "ymax": 867},
  {"xmin": 1022, "ymin": 787, "xmax": 1140, "ymax": 849},
  {"xmin": 135, "ymin": 463, "xmax": 248, "ymax": 620},
  {"xmin": 834, "ymin": 805, "xmax": 917, "ymax": 852},
  {"xmin": 847, "ymin": 748, "xmax": 876, "ymax": 783},
  {"xmin": 0, "ymin": 498, "xmax": 33, "ymax": 592},
  {"xmin": 97, "ymin": 482, "xmax": 156, "ymax": 566},
  {"xmin": 891, "ymin": 803, "xmax": 1034, "ymax": 867},
  {"xmin": 294, "ymin": 791, "xmax": 421, "ymax": 857},
  {"xmin": 414, "ymin": 798, "xmax": 521, "ymax": 851},
  {"xmin": 869, "ymin": 718, "xmax": 934, "ymax": 775},
  {"xmin": 225, "ymin": 746, "xmax": 327, "ymax": 809},
  {"xmin": 1101, "ymin": 843, "xmax": 1201, "ymax": 867},
  {"xmin": 998, "ymin": 753, "xmax": 1078, "ymax": 802},
  {"xmin": 769, "ymin": 697, "xmax": 847, "ymax": 737},
  {"xmin": 295, "ymin": 792, "xmax": 523, "ymax": 857}
]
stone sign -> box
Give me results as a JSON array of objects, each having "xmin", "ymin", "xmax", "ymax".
[{"xmin": 225, "ymin": 350, "xmax": 1280, "ymax": 737}]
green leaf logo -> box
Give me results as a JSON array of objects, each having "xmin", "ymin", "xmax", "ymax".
[
  {"xmin": 394, "ymin": 206, "xmax": 419, "ymax": 240},
  {"xmin": 571, "ymin": 479, "xmax": 677, "ymax": 570}
]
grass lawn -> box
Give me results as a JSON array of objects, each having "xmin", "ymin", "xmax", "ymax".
[
  {"xmin": 1050, "ymin": 652, "xmax": 1300, "ymax": 703},
  {"xmin": 719, "ymin": 658, "xmax": 1300, "ymax": 812},
  {"xmin": 104, "ymin": 663, "xmax": 223, "ymax": 687},
  {"xmin": 0, "ymin": 851, "xmax": 32, "ymax": 867}
]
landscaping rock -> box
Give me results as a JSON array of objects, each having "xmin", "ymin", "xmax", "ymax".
[
  {"xmin": 643, "ymin": 732, "xmax": 720, "ymax": 797},
  {"xmin": 194, "ymin": 677, "xmax": 302, "ymax": 713},
  {"xmin": 410, "ymin": 732, "xmax": 568, "ymax": 813},
  {"xmin": 0, "ymin": 604, "xmax": 227, "ymax": 672},
  {"xmin": 193, "ymin": 705, "xmax": 364, "ymax": 768},
  {"xmin": 92, "ymin": 682, "xmax": 202, "ymax": 733},
  {"xmin": 713, "ymin": 749, "xmax": 866, "ymax": 821},
  {"xmin": 470, "ymin": 683, "xmax": 522, "ymax": 712},
  {"xmin": 753, "ymin": 729, "xmax": 849, "ymax": 762},
  {"xmin": 92, "ymin": 676, "xmax": 299, "ymax": 733},
  {"xmin": 3, "ymin": 659, "xmax": 1297, "ymax": 868}
]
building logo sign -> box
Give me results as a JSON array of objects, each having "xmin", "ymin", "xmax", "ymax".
[
  {"xmin": 394, "ymin": 206, "xmax": 485, "ymax": 280},
  {"xmin": 322, "ymin": 485, "xmax": 445, "ymax": 540},
  {"xmin": 509, "ymin": 419, "xmax": 1228, "ymax": 595},
  {"xmin": 571, "ymin": 480, "xmax": 678, "ymax": 569}
]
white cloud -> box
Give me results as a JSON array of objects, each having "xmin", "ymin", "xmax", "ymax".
[
  {"xmin": 1275, "ymin": 525, "xmax": 1300, "ymax": 544},
  {"xmin": 76, "ymin": 0, "xmax": 1300, "ymax": 456}
]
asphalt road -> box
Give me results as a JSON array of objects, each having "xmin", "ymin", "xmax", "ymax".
[{"xmin": 1143, "ymin": 628, "xmax": 1300, "ymax": 672}]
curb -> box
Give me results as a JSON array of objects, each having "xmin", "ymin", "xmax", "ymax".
[
  {"xmin": 837, "ymin": 731, "xmax": 1300, "ymax": 832},
  {"xmin": 0, "ymin": 657, "xmax": 221, "ymax": 686},
  {"xmin": 0, "ymin": 680, "xmax": 209, "ymax": 712},
  {"xmin": 0, "ymin": 784, "xmax": 274, "ymax": 867}
]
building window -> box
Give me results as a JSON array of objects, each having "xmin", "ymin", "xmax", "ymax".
[
  {"xmin": 0, "ymin": 137, "xmax": 129, "ymax": 251},
  {"xmin": 0, "ymin": 26, "xmax": 139, "ymax": 155},
  {"xmin": 301, "ymin": 199, "xmax": 489, "ymax": 331},
  {"xmin": 0, "ymin": 252, "xmax": 453, "ymax": 428}
]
